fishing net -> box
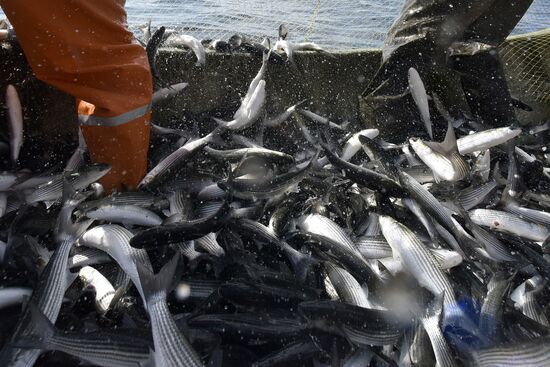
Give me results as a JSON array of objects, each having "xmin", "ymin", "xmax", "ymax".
[
  {"xmin": 124, "ymin": 0, "xmax": 549, "ymax": 50},
  {"xmin": 500, "ymin": 29, "xmax": 550, "ymax": 105},
  {"xmin": 125, "ymin": 0, "xmax": 400, "ymax": 49}
]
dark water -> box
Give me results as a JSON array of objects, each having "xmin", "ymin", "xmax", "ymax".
[{"xmin": 124, "ymin": 0, "xmax": 549, "ymax": 49}]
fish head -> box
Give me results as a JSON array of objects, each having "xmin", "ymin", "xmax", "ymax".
[{"xmin": 278, "ymin": 24, "xmax": 288, "ymax": 40}]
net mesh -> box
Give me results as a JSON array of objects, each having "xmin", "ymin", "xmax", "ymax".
[
  {"xmin": 125, "ymin": 0, "xmax": 549, "ymax": 50},
  {"xmin": 501, "ymin": 29, "xmax": 550, "ymax": 104}
]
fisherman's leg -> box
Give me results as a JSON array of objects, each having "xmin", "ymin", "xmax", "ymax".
[
  {"xmin": 361, "ymin": 0, "xmax": 510, "ymax": 141},
  {"xmin": 449, "ymin": 0, "xmax": 534, "ymax": 126},
  {"xmin": 0, "ymin": 0, "xmax": 152, "ymax": 191}
]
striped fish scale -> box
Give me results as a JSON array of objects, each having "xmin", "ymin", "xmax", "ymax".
[
  {"xmin": 150, "ymin": 298, "xmax": 204, "ymax": 367},
  {"xmin": 47, "ymin": 333, "xmax": 150, "ymax": 367},
  {"xmin": 298, "ymin": 214, "xmax": 358, "ymax": 253},
  {"xmin": 399, "ymin": 171, "xmax": 457, "ymax": 233},
  {"xmin": 343, "ymin": 324, "xmax": 403, "ymax": 346},
  {"xmin": 355, "ymin": 235, "xmax": 393, "ymax": 259},
  {"xmin": 457, "ymin": 180, "xmax": 498, "ymax": 210},
  {"xmin": 479, "ymin": 273, "xmax": 511, "ymax": 342},
  {"xmin": 421, "ymin": 299, "xmax": 457, "ymax": 367},
  {"xmin": 521, "ymin": 292, "xmax": 549, "ymax": 327},
  {"xmin": 139, "ymin": 133, "xmax": 213, "ymax": 188},
  {"xmin": 379, "ymin": 215, "xmax": 456, "ymax": 307},
  {"xmin": 195, "ymin": 232, "xmax": 225, "ymax": 257},
  {"xmin": 501, "ymin": 200, "xmax": 550, "ymax": 227},
  {"xmin": 469, "ymin": 209, "xmax": 550, "ymax": 242},
  {"xmin": 472, "ymin": 338, "xmax": 550, "ymax": 366},
  {"xmin": 78, "ymin": 225, "xmax": 152, "ymax": 303},
  {"xmin": 324, "ymin": 262, "xmax": 369, "ymax": 308},
  {"xmin": 3, "ymin": 33, "xmax": 550, "ymax": 367},
  {"xmin": 0, "ymin": 238, "xmax": 75, "ymax": 366}
]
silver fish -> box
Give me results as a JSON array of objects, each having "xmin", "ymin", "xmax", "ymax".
[
  {"xmin": 323, "ymin": 262, "xmax": 370, "ymax": 308},
  {"xmin": 136, "ymin": 255, "xmax": 204, "ymax": 367},
  {"xmin": 167, "ymin": 35, "xmax": 206, "ymax": 66},
  {"xmin": 379, "ymin": 215, "xmax": 456, "ymax": 307},
  {"xmin": 410, "ymin": 122, "xmax": 469, "ymax": 182},
  {"xmin": 263, "ymin": 101, "xmax": 305, "ymax": 128},
  {"xmin": 195, "ymin": 232, "xmax": 225, "ymax": 257},
  {"xmin": 26, "ymin": 164, "xmax": 111, "ymax": 204},
  {"xmin": 456, "ymin": 180, "xmax": 498, "ymax": 210},
  {"xmin": 213, "ymin": 49, "xmax": 269, "ymax": 130},
  {"xmin": 469, "ymin": 209, "xmax": 550, "ymax": 242},
  {"xmin": 152, "ymin": 82, "xmax": 189, "ymax": 105},
  {"xmin": 139, "ymin": 130, "xmax": 219, "ymax": 188},
  {"xmin": 14, "ymin": 303, "xmax": 151, "ymax": 367},
  {"xmin": 479, "ymin": 272, "xmax": 512, "ymax": 343},
  {"xmin": 421, "ymin": 294, "xmax": 457, "ymax": 367},
  {"xmin": 510, "ymin": 275, "xmax": 549, "ymax": 327},
  {"xmin": 68, "ymin": 247, "xmax": 112, "ymax": 269},
  {"xmin": 78, "ymin": 224, "xmax": 153, "ymax": 304},
  {"xmin": 457, "ymin": 127, "xmax": 522, "ymax": 155},
  {"xmin": 79, "ymin": 266, "xmax": 116, "ymax": 313},
  {"xmin": 408, "ymin": 68, "xmax": 432, "ymax": 139},
  {"xmin": 5, "ymin": 84, "xmax": 23, "ymax": 166},
  {"xmin": 85, "ymin": 204, "xmax": 163, "ymax": 227},
  {"xmin": 471, "ymin": 337, "xmax": 550, "ymax": 367},
  {"xmin": 0, "ymin": 185, "xmax": 90, "ymax": 366}
]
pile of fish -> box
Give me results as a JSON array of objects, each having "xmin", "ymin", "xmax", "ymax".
[{"xmin": 1, "ymin": 25, "xmax": 550, "ymax": 367}]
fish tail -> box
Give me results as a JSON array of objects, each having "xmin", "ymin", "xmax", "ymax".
[
  {"xmin": 206, "ymin": 127, "xmax": 226, "ymax": 147},
  {"xmin": 136, "ymin": 253, "xmax": 181, "ymax": 308},
  {"xmin": 263, "ymin": 44, "xmax": 272, "ymax": 65},
  {"xmin": 212, "ymin": 117, "xmax": 232, "ymax": 129},
  {"xmin": 56, "ymin": 177, "xmax": 93, "ymax": 242}
]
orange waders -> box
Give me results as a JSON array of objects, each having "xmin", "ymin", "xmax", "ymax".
[{"xmin": 0, "ymin": 0, "xmax": 152, "ymax": 191}]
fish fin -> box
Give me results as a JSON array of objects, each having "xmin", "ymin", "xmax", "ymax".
[
  {"xmin": 11, "ymin": 302, "xmax": 55, "ymax": 350},
  {"xmin": 212, "ymin": 117, "xmax": 235, "ymax": 129},
  {"xmin": 425, "ymin": 121, "xmax": 457, "ymax": 156},
  {"xmin": 140, "ymin": 349, "xmax": 156, "ymax": 367},
  {"xmin": 262, "ymin": 41, "xmax": 272, "ymax": 65},
  {"xmin": 440, "ymin": 121, "xmax": 458, "ymax": 154},
  {"xmin": 207, "ymin": 129, "xmax": 226, "ymax": 148},
  {"xmin": 136, "ymin": 253, "xmax": 181, "ymax": 307},
  {"xmin": 43, "ymin": 200, "xmax": 58, "ymax": 209},
  {"xmin": 374, "ymin": 260, "xmax": 393, "ymax": 282},
  {"xmin": 56, "ymin": 177, "xmax": 94, "ymax": 242},
  {"xmin": 61, "ymin": 175, "xmax": 89, "ymax": 207}
]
